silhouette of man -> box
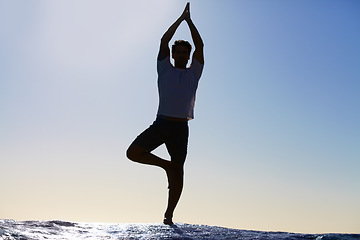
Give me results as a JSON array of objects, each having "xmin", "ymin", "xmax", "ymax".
[{"xmin": 126, "ymin": 2, "xmax": 204, "ymax": 225}]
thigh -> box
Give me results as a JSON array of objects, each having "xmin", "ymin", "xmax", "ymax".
[
  {"xmin": 131, "ymin": 121, "xmax": 165, "ymax": 152},
  {"xmin": 165, "ymin": 123, "xmax": 189, "ymax": 164}
]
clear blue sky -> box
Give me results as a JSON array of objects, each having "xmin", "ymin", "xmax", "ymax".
[{"xmin": 1, "ymin": 0, "xmax": 359, "ymax": 234}]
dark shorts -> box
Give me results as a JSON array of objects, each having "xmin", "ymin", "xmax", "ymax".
[{"xmin": 131, "ymin": 116, "xmax": 189, "ymax": 164}]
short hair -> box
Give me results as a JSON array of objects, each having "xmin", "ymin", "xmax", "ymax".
[{"xmin": 172, "ymin": 40, "xmax": 192, "ymax": 54}]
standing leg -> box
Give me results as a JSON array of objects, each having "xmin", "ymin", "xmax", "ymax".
[
  {"xmin": 164, "ymin": 162, "xmax": 184, "ymax": 225},
  {"xmin": 163, "ymin": 121, "xmax": 188, "ymax": 225},
  {"xmin": 127, "ymin": 118, "xmax": 188, "ymax": 225}
]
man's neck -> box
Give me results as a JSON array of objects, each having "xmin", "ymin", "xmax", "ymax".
[{"xmin": 174, "ymin": 63, "xmax": 187, "ymax": 69}]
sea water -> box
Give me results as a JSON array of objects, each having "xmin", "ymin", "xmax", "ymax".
[{"xmin": 0, "ymin": 219, "xmax": 359, "ymax": 240}]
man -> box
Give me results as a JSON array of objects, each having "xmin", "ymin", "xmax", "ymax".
[{"xmin": 126, "ymin": 2, "xmax": 204, "ymax": 225}]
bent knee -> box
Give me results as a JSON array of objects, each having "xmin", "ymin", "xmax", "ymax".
[
  {"xmin": 126, "ymin": 145, "xmax": 137, "ymax": 161},
  {"xmin": 126, "ymin": 144, "xmax": 145, "ymax": 161}
]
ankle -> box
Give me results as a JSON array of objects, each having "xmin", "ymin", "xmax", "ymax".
[{"xmin": 164, "ymin": 211, "xmax": 173, "ymax": 219}]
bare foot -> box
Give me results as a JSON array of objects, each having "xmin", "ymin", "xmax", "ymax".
[{"xmin": 163, "ymin": 217, "xmax": 174, "ymax": 225}]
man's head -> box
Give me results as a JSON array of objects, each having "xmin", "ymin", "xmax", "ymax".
[{"xmin": 172, "ymin": 40, "xmax": 192, "ymax": 69}]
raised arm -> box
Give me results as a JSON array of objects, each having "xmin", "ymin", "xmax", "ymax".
[
  {"xmin": 184, "ymin": 4, "xmax": 204, "ymax": 64},
  {"xmin": 158, "ymin": 4, "xmax": 188, "ymax": 61}
]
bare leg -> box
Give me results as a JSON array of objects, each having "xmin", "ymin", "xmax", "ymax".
[
  {"xmin": 164, "ymin": 163, "xmax": 184, "ymax": 225},
  {"xmin": 127, "ymin": 144, "xmax": 174, "ymax": 188},
  {"xmin": 126, "ymin": 144, "xmax": 170, "ymax": 170},
  {"xmin": 127, "ymin": 144, "xmax": 184, "ymax": 225}
]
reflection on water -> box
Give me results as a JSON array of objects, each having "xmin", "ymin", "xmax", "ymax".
[{"xmin": 0, "ymin": 219, "xmax": 359, "ymax": 240}]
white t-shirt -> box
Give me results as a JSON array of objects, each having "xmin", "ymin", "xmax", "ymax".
[{"xmin": 157, "ymin": 57, "xmax": 204, "ymax": 120}]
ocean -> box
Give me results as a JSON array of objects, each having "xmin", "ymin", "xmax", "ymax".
[{"xmin": 0, "ymin": 219, "xmax": 359, "ymax": 240}]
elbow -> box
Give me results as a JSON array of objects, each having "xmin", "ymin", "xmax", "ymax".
[{"xmin": 160, "ymin": 36, "xmax": 170, "ymax": 45}]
